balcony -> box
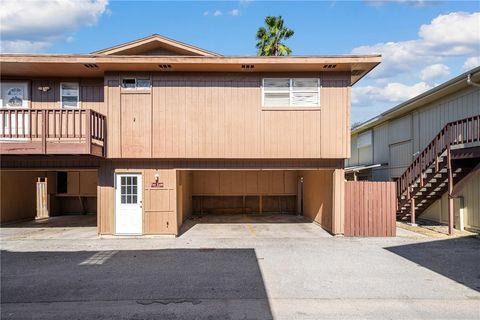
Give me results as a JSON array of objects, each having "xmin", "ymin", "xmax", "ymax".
[{"xmin": 0, "ymin": 109, "xmax": 106, "ymax": 157}]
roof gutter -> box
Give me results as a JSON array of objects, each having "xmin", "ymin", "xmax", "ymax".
[{"xmin": 467, "ymin": 73, "xmax": 480, "ymax": 88}]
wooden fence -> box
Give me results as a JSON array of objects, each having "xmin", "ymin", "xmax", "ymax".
[{"xmin": 345, "ymin": 181, "xmax": 396, "ymax": 237}]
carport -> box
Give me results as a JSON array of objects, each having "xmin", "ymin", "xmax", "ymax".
[
  {"xmin": 176, "ymin": 169, "xmax": 342, "ymax": 235},
  {"xmin": 0, "ymin": 169, "xmax": 98, "ymax": 228}
]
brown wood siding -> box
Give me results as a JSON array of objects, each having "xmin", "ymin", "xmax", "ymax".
[
  {"xmin": 97, "ymin": 162, "xmax": 177, "ymax": 235},
  {"xmin": 30, "ymin": 79, "xmax": 104, "ymax": 113},
  {"xmin": 191, "ymin": 170, "xmax": 298, "ymax": 196},
  {"xmin": 344, "ymin": 181, "xmax": 396, "ymax": 237},
  {"xmin": 120, "ymin": 93, "xmax": 152, "ymax": 157},
  {"xmin": 105, "ymin": 72, "xmax": 350, "ymax": 159},
  {"xmin": 300, "ymin": 170, "xmax": 334, "ymax": 232}
]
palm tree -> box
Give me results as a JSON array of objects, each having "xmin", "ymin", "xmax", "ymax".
[{"xmin": 256, "ymin": 16, "xmax": 294, "ymax": 56}]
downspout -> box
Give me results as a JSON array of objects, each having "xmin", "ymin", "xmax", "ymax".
[{"xmin": 467, "ymin": 73, "xmax": 480, "ymax": 88}]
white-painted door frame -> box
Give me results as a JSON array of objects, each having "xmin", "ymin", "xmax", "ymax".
[{"xmin": 115, "ymin": 173, "xmax": 143, "ymax": 235}]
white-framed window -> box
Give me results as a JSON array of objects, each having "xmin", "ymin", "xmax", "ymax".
[
  {"xmin": 121, "ymin": 78, "xmax": 151, "ymax": 90},
  {"xmin": 262, "ymin": 78, "xmax": 320, "ymax": 107},
  {"xmin": 1, "ymin": 82, "xmax": 29, "ymax": 108},
  {"xmin": 60, "ymin": 82, "xmax": 79, "ymax": 108}
]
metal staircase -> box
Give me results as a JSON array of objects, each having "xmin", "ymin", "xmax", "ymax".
[{"xmin": 396, "ymin": 115, "xmax": 480, "ymax": 234}]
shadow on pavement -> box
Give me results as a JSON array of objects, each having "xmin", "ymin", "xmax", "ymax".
[
  {"xmin": 1, "ymin": 248, "xmax": 272, "ymax": 319},
  {"xmin": 385, "ymin": 236, "xmax": 480, "ymax": 292}
]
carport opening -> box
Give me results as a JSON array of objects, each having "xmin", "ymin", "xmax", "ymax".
[
  {"xmin": 0, "ymin": 169, "xmax": 97, "ymax": 228},
  {"xmin": 177, "ymin": 169, "xmax": 337, "ymax": 235},
  {"xmin": 176, "ymin": 170, "xmax": 306, "ymax": 233}
]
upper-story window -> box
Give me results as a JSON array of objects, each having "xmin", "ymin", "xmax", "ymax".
[
  {"xmin": 60, "ymin": 82, "xmax": 79, "ymax": 108},
  {"xmin": 262, "ymin": 78, "xmax": 320, "ymax": 107},
  {"xmin": 122, "ymin": 78, "xmax": 151, "ymax": 90}
]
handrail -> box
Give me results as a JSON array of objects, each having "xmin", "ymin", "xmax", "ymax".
[
  {"xmin": 0, "ymin": 108, "xmax": 106, "ymax": 142},
  {"xmin": 397, "ymin": 114, "xmax": 480, "ymax": 198}
]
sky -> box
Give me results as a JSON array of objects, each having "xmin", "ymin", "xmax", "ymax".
[{"xmin": 1, "ymin": 0, "xmax": 479, "ymax": 124}]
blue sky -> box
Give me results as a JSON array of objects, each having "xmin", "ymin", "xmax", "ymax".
[{"xmin": 1, "ymin": 0, "xmax": 479, "ymax": 123}]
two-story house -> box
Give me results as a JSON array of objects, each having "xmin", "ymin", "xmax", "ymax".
[{"xmin": 0, "ymin": 34, "xmax": 380, "ymax": 236}]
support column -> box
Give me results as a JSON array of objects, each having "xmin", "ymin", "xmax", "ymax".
[
  {"xmin": 332, "ymin": 169, "xmax": 345, "ymax": 235},
  {"xmin": 447, "ymin": 143, "xmax": 454, "ymax": 236},
  {"xmin": 410, "ymin": 197, "xmax": 416, "ymax": 226}
]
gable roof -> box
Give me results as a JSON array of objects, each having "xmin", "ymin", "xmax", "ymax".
[
  {"xmin": 351, "ymin": 66, "xmax": 480, "ymax": 135},
  {"xmin": 92, "ymin": 34, "xmax": 221, "ymax": 57}
]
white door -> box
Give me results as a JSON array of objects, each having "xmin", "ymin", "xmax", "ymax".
[{"xmin": 115, "ymin": 173, "xmax": 142, "ymax": 235}]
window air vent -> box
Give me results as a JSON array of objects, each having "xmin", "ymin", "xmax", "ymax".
[
  {"xmin": 323, "ymin": 64, "xmax": 336, "ymax": 69},
  {"xmin": 158, "ymin": 64, "xmax": 172, "ymax": 70},
  {"xmin": 84, "ymin": 64, "xmax": 99, "ymax": 69},
  {"xmin": 351, "ymin": 70, "xmax": 364, "ymax": 76},
  {"xmin": 241, "ymin": 64, "xmax": 255, "ymax": 70}
]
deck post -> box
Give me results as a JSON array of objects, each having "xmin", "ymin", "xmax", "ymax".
[
  {"xmin": 447, "ymin": 133, "xmax": 454, "ymax": 236},
  {"xmin": 410, "ymin": 197, "xmax": 416, "ymax": 226},
  {"xmin": 41, "ymin": 110, "xmax": 47, "ymax": 154},
  {"xmin": 86, "ymin": 110, "xmax": 92, "ymax": 154}
]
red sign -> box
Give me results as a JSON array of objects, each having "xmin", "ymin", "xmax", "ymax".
[{"xmin": 151, "ymin": 181, "xmax": 164, "ymax": 188}]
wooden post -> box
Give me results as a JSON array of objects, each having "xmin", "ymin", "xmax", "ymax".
[
  {"xmin": 86, "ymin": 110, "xmax": 92, "ymax": 154},
  {"xmin": 410, "ymin": 197, "xmax": 416, "ymax": 226},
  {"xmin": 41, "ymin": 110, "xmax": 47, "ymax": 154},
  {"xmin": 332, "ymin": 169, "xmax": 345, "ymax": 235},
  {"xmin": 447, "ymin": 134, "xmax": 454, "ymax": 236}
]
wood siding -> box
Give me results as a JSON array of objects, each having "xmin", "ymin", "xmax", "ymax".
[
  {"xmin": 105, "ymin": 72, "xmax": 351, "ymax": 159},
  {"xmin": 191, "ymin": 170, "xmax": 297, "ymax": 196},
  {"xmin": 31, "ymin": 79, "xmax": 104, "ymax": 114},
  {"xmin": 300, "ymin": 170, "xmax": 334, "ymax": 233},
  {"xmin": 344, "ymin": 181, "xmax": 396, "ymax": 237},
  {"xmin": 97, "ymin": 163, "xmax": 178, "ymax": 235}
]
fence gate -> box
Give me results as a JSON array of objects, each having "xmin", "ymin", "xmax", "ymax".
[{"xmin": 345, "ymin": 181, "xmax": 396, "ymax": 237}]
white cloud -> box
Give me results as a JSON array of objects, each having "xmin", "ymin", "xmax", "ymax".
[
  {"xmin": 0, "ymin": 0, "xmax": 109, "ymax": 53},
  {"xmin": 203, "ymin": 11, "xmax": 210, "ymax": 16},
  {"xmin": 462, "ymin": 57, "xmax": 480, "ymax": 71},
  {"xmin": 213, "ymin": 10, "xmax": 223, "ymax": 16},
  {"xmin": 352, "ymin": 12, "xmax": 480, "ymax": 79},
  {"xmin": 419, "ymin": 64, "xmax": 450, "ymax": 81},
  {"xmin": 353, "ymin": 82, "xmax": 432, "ymax": 105},
  {"xmin": 229, "ymin": 9, "xmax": 241, "ymax": 16}
]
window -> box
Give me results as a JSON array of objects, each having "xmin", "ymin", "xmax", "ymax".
[
  {"xmin": 357, "ymin": 130, "xmax": 372, "ymax": 148},
  {"xmin": 263, "ymin": 78, "xmax": 320, "ymax": 107},
  {"xmin": 121, "ymin": 78, "xmax": 151, "ymax": 90},
  {"xmin": 60, "ymin": 82, "xmax": 79, "ymax": 108},
  {"xmin": 120, "ymin": 176, "xmax": 138, "ymax": 204},
  {"xmin": 1, "ymin": 82, "xmax": 29, "ymax": 108}
]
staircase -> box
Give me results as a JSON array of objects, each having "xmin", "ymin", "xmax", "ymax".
[{"xmin": 396, "ymin": 115, "xmax": 480, "ymax": 225}]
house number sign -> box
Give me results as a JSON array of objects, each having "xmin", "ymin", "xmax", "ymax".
[{"xmin": 151, "ymin": 181, "xmax": 164, "ymax": 188}]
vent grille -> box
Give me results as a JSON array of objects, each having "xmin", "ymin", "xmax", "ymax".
[
  {"xmin": 158, "ymin": 64, "xmax": 172, "ymax": 70},
  {"xmin": 241, "ymin": 64, "xmax": 255, "ymax": 70},
  {"xmin": 84, "ymin": 64, "xmax": 99, "ymax": 69},
  {"xmin": 323, "ymin": 64, "xmax": 336, "ymax": 69},
  {"xmin": 351, "ymin": 70, "xmax": 364, "ymax": 76}
]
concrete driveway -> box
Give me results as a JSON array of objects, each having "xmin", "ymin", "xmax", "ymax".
[{"xmin": 1, "ymin": 214, "xmax": 479, "ymax": 320}]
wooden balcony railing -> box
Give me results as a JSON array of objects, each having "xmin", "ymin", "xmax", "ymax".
[
  {"xmin": 396, "ymin": 115, "xmax": 480, "ymax": 198},
  {"xmin": 0, "ymin": 109, "xmax": 106, "ymax": 157}
]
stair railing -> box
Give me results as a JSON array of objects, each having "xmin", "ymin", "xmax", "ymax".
[{"xmin": 396, "ymin": 114, "xmax": 480, "ymax": 199}]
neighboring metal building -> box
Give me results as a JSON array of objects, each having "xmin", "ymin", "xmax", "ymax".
[{"xmin": 346, "ymin": 67, "xmax": 480, "ymax": 232}]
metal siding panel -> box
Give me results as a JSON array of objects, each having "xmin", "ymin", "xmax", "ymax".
[
  {"xmin": 388, "ymin": 114, "xmax": 412, "ymax": 145},
  {"xmin": 373, "ymin": 123, "xmax": 389, "ymax": 164},
  {"xmin": 389, "ymin": 141, "xmax": 413, "ymax": 178}
]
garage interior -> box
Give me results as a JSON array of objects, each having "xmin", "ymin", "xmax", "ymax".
[{"xmin": 0, "ymin": 170, "xmax": 97, "ymax": 225}]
